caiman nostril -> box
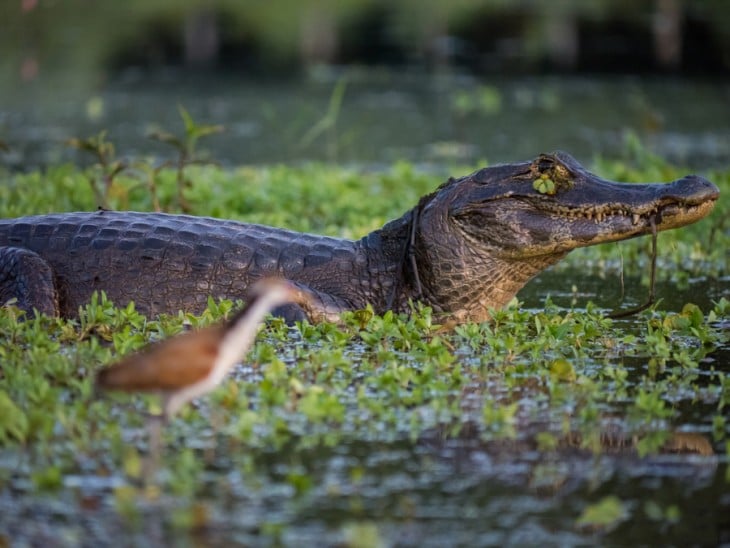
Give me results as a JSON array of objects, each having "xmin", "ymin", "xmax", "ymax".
[{"xmin": 668, "ymin": 176, "xmax": 720, "ymax": 202}]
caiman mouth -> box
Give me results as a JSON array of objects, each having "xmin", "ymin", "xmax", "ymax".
[
  {"xmin": 537, "ymin": 194, "xmax": 717, "ymax": 230},
  {"xmin": 480, "ymin": 176, "xmax": 720, "ymax": 257}
]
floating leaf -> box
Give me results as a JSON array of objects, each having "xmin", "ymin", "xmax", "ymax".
[
  {"xmin": 32, "ymin": 465, "xmax": 63, "ymax": 491},
  {"xmin": 0, "ymin": 390, "xmax": 29, "ymax": 443},
  {"xmin": 342, "ymin": 521, "xmax": 385, "ymax": 548},
  {"xmin": 549, "ymin": 359, "xmax": 576, "ymax": 382},
  {"xmin": 122, "ymin": 446, "xmax": 143, "ymax": 480},
  {"xmin": 576, "ymin": 496, "xmax": 626, "ymax": 530}
]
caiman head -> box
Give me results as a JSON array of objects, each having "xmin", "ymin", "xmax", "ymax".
[{"xmin": 413, "ymin": 151, "xmax": 719, "ymax": 323}]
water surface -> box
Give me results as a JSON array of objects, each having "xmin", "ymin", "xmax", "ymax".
[{"xmin": 2, "ymin": 73, "xmax": 729, "ymax": 170}]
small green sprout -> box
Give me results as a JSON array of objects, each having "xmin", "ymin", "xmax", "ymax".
[
  {"xmin": 533, "ymin": 173, "xmax": 557, "ymax": 195},
  {"xmin": 66, "ymin": 130, "xmax": 128, "ymax": 209}
]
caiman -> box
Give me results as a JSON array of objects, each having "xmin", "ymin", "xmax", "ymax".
[{"xmin": 0, "ymin": 152, "xmax": 719, "ymax": 324}]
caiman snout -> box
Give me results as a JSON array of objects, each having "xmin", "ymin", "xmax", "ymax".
[
  {"xmin": 663, "ymin": 175, "xmax": 720, "ymax": 205},
  {"xmin": 645, "ymin": 174, "xmax": 719, "ymax": 232}
]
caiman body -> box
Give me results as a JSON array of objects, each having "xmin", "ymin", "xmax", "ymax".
[{"xmin": 0, "ymin": 152, "xmax": 718, "ymax": 323}]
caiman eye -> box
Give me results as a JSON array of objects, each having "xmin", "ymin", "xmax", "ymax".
[
  {"xmin": 532, "ymin": 155, "xmax": 573, "ymax": 190},
  {"xmin": 537, "ymin": 157, "xmax": 556, "ymax": 172}
]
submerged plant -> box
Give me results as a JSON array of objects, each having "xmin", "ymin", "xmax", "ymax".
[
  {"xmin": 299, "ymin": 76, "xmax": 347, "ymax": 161},
  {"xmin": 147, "ymin": 105, "xmax": 224, "ymax": 212},
  {"xmin": 66, "ymin": 130, "xmax": 128, "ymax": 209}
]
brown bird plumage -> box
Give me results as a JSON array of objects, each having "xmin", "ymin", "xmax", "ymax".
[
  {"xmin": 97, "ymin": 325, "xmax": 224, "ymax": 391},
  {"xmin": 96, "ymin": 278, "xmax": 308, "ymax": 419}
]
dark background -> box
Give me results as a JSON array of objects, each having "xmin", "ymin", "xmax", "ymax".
[{"xmin": 3, "ymin": 0, "xmax": 729, "ymax": 81}]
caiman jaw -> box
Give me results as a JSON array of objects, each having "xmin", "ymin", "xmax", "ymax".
[
  {"xmin": 512, "ymin": 172, "xmax": 720, "ymax": 253},
  {"xmin": 537, "ymin": 193, "xmax": 717, "ymax": 236}
]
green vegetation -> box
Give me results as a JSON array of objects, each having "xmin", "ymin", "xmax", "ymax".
[{"xmin": 0, "ymin": 147, "xmax": 728, "ymax": 544}]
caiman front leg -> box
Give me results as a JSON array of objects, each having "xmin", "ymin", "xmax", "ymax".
[
  {"xmin": 0, "ymin": 247, "xmax": 59, "ymax": 316},
  {"xmin": 280, "ymin": 282, "xmax": 353, "ymax": 324}
]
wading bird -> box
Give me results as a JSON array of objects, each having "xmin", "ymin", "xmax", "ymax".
[{"xmin": 96, "ymin": 278, "xmax": 307, "ymax": 420}]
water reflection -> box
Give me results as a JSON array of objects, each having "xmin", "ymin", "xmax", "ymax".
[
  {"xmin": 286, "ymin": 430, "xmax": 725, "ymax": 546},
  {"xmin": 522, "ymin": 265, "xmax": 728, "ymax": 313},
  {"xmin": 420, "ymin": 422, "xmax": 715, "ymax": 458}
]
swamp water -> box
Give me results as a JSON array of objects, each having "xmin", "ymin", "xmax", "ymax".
[
  {"xmin": 1, "ymin": 265, "xmax": 728, "ymax": 547},
  {"xmin": 2, "ymin": 74, "xmax": 730, "ymax": 170}
]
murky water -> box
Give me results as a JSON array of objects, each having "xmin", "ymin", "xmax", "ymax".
[
  {"xmin": 1, "ymin": 269, "xmax": 728, "ymax": 546},
  {"xmin": 2, "ymin": 73, "xmax": 729, "ymax": 170},
  {"xmin": 523, "ymin": 265, "xmax": 730, "ymax": 314},
  {"xmin": 2, "ymin": 395, "xmax": 727, "ymax": 545}
]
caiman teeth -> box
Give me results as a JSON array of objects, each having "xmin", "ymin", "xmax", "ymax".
[{"xmin": 543, "ymin": 201, "xmax": 701, "ymax": 225}]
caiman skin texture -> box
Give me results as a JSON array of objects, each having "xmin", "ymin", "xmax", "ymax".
[{"xmin": 0, "ymin": 152, "xmax": 719, "ymax": 324}]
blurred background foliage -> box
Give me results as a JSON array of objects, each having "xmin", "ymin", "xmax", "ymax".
[{"xmin": 2, "ymin": 0, "xmax": 729, "ymax": 87}]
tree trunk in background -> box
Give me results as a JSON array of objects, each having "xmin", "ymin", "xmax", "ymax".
[
  {"xmin": 653, "ymin": 0, "xmax": 682, "ymax": 69},
  {"xmin": 300, "ymin": 8, "xmax": 338, "ymax": 66},
  {"xmin": 184, "ymin": 9, "xmax": 220, "ymax": 67},
  {"xmin": 544, "ymin": 11, "xmax": 578, "ymax": 70}
]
